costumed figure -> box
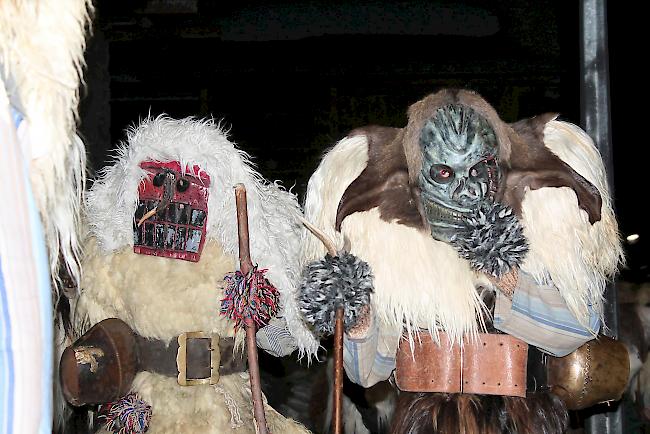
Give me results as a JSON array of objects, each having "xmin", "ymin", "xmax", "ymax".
[
  {"xmin": 1, "ymin": 1, "xmax": 91, "ymax": 433},
  {"xmin": 298, "ymin": 89, "xmax": 629, "ymax": 433},
  {"xmin": 59, "ymin": 116, "xmax": 312, "ymax": 434}
]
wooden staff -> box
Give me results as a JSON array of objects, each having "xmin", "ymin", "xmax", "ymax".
[
  {"xmin": 234, "ymin": 183, "xmax": 269, "ymax": 434},
  {"xmin": 332, "ymin": 307, "xmax": 344, "ymax": 434},
  {"xmin": 299, "ymin": 217, "xmax": 344, "ymax": 434}
]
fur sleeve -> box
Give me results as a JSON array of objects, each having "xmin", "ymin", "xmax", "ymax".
[{"xmin": 518, "ymin": 120, "xmax": 624, "ymax": 326}]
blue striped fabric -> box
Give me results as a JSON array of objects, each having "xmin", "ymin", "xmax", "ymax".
[
  {"xmin": 343, "ymin": 316, "xmax": 400, "ymax": 388},
  {"xmin": 0, "ymin": 261, "xmax": 15, "ymax": 434},
  {"xmin": 1, "ymin": 80, "xmax": 53, "ymax": 434},
  {"xmin": 342, "ymin": 270, "xmax": 600, "ymax": 387},
  {"xmin": 256, "ymin": 317, "xmax": 299, "ymax": 357},
  {"xmin": 494, "ymin": 271, "xmax": 600, "ymax": 357}
]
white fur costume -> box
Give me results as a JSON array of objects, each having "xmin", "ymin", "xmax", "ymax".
[{"xmin": 75, "ymin": 117, "xmax": 310, "ymax": 433}]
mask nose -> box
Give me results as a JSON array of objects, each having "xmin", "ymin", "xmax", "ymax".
[{"xmin": 452, "ymin": 177, "xmax": 481, "ymax": 203}]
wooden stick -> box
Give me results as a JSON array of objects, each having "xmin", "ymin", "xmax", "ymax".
[
  {"xmin": 333, "ymin": 307, "xmax": 344, "ymax": 434},
  {"xmin": 235, "ymin": 183, "xmax": 269, "ymax": 434},
  {"xmin": 300, "ymin": 216, "xmax": 345, "ymax": 434}
]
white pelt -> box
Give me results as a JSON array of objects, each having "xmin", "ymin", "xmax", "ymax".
[
  {"xmin": 302, "ymin": 136, "xmax": 486, "ymax": 345},
  {"xmin": 76, "ymin": 236, "xmax": 309, "ymax": 433},
  {"xmin": 343, "ymin": 209, "xmax": 485, "ymax": 344},
  {"xmin": 302, "ymin": 121, "xmax": 623, "ymax": 345},
  {"xmin": 0, "ymin": 0, "xmax": 92, "ymax": 290},
  {"xmin": 93, "ymin": 372, "xmax": 309, "ymax": 434},
  {"xmin": 302, "ymin": 135, "xmax": 369, "ymax": 262},
  {"xmin": 519, "ymin": 120, "xmax": 623, "ymax": 326},
  {"xmin": 85, "ymin": 116, "xmax": 315, "ymax": 353}
]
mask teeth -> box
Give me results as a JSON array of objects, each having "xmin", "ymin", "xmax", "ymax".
[
  {"xmin": 134, "ymin": 200, "xmax": 206, "ymax": 254},
  {"xmin": 424, "ymin": 200, "xmax": 464, "ymax": 223}
]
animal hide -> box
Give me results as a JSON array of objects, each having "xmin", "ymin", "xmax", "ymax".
[
  {"xmin": 0, "ymin": 0, "xmax": 92, "ymax": 292},
  {"xmin": 390, "ymin": 391, "xmax": 568, "ymax": 434}
]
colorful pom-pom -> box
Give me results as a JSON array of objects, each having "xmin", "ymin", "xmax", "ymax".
[
  {"xmin": 98, "ymin": 393, "xmax": 152, "ymax": 434},
  {"xmin": 221, "ymin": 265, "xmax": 279, "ymax": 330}
]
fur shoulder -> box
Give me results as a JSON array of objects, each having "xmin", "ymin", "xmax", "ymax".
[
  {"xmin": 519, "ymin": 119, "xmax": 623, "ymax": 326},
  {"xmin": 302, "ymin": 133, "xmax": 371, "ymax": 263}
]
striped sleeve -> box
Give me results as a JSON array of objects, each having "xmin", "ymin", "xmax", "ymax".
[
  {"xmin": 343, "ymin": 311, "xmax": 400, "ymax": 388},
  {"xmin": 493, "ymin": 271, "xmax": 600, "ymax": 357},
  {"xmin": 256, "ymin": 317, "xmax": 298, "ymax": 357}
]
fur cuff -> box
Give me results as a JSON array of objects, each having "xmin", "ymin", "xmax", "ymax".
[
  {"xmin": 450, "ymin": 203, "xmax": 529, "ymax": 278},
  {"xmin": 298, "ymin": 252, "xmax": 373, "ymax": 335}
]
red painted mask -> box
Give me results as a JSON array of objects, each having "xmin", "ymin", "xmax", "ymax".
[{"xmin": 133, "ymin": 161, "xmax": 210, "ymax": 262}]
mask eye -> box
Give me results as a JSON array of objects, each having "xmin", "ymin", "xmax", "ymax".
[
  {"xmin": 431, "ymin": 165, "xmax": 454, "ymax": 184},
  {"xmin": 470, "ymin": 167, "xmax": 479, "ymax": 177},
  {"xmin": 153, "ymin": 172, "xmax": 166, "ymax": 187},
  {"xmin": 176, "ymin": 178, "xmax": 190, "ymax": 192}
]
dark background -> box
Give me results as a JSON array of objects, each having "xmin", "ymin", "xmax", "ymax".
[{"xmin": 78, "ymin": 0, "xmax": 646, "ymax": 282}]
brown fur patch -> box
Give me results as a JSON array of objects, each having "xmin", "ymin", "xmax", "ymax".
[
  {"xmin": 390, "ymin": 392, "xmax": 568, "ymax": 434},
  {"xmin": 503, "ymin": 114, "xmax": 602, "ymax": 223},
  {"xmin": 335, "ymin": 126, "xmax": 426, "ymax": 231}
]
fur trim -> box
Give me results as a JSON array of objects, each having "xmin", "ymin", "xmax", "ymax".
[
  {"xmin": 298, "ymin": 252, "xmax": 373, "ymax": 335},
  {"xmin": 342, "ymin": 209, "xmax": 486, "ymax": 345},
  {"xmin": 299, "ymin": 135, "xmax": 370, "ymax": 355},
  {"xmin": 520, "ymin": 120, "xmax": 623, "ymax": 326},
  {"xmin": 84, "ymin": 116, "xmax": 315, "ymax": 353},
  {"xmin": 301, "ymin": 135, "xmax": 370, "ymax": 263},
  {"xmin": 450, "ymin": 203, "xmax": 529, "ymax": 277},
  {"xmin": 0, "ymin": 0, "xmax": 92, "ymax": 292}
]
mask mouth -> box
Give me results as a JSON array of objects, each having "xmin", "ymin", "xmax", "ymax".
[
  {"xmin": 134, "ymin": 200, "xmax": 206, "ymax": 251},
  {"xmin": 133, "ymin": 161, "xmax": 210, "ymax": 262},
  {"xmin": 422, "ymin": 199, "xmax": 468, "ymax": 227}
]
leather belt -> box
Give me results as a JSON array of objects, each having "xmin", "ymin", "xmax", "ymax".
[
  {"xmin": 395, "ymin": 331, "xmax": 528, "ymax": 397},
  {"xmin": 60, "ymin": 318, "xmax": 247, "ymax": 407},
  {"xmin": 136, "ymin": 332, "xmax": 247, "ymax": 385}
]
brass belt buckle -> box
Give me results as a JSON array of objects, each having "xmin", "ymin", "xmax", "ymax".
[{"xmin": 176, "ymin": 331, "xmax": 220, "ymax": 386}]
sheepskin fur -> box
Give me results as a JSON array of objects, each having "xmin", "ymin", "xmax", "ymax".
[
  {"xmin": 89, "ymin": 372, "xmax": 307, "ymax": 434},
  {"xmin": 76, "ymin": 117, "xmax": 310, "ymax": 433},
  {"xmin": 76, "ymin": 239, "xmax": 309, "ymax": 433},
  {"xmin": 0, "ymin": 0, "xmax": 91, "ymax": 291},
  {"xmin": 85, "ymin": 116, "xmax": 316, "ymax": 355},
  {"xmin": 519, "ymin": 120, "xmax": 623, "ymax": 327},
  {"xmin": 302, "ymin": 119, "xmax": 621, "ymax": 345}
]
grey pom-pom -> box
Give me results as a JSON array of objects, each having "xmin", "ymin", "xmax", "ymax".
[
  {"xmin": 450, "ymin": 203, "xmax": 529, "ymax": 277},
  {"xmin": 298, "ymin": 252, "xmax": 373, "ymax": 335}
]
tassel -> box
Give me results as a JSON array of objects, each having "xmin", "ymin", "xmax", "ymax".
[
  {"xmin": 98, "ymin": 393, "xmax": 152, "ymax": 434},
  {"xmin": 221, "ymin": 265, "xmax": 279, "ymax": 330}
]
